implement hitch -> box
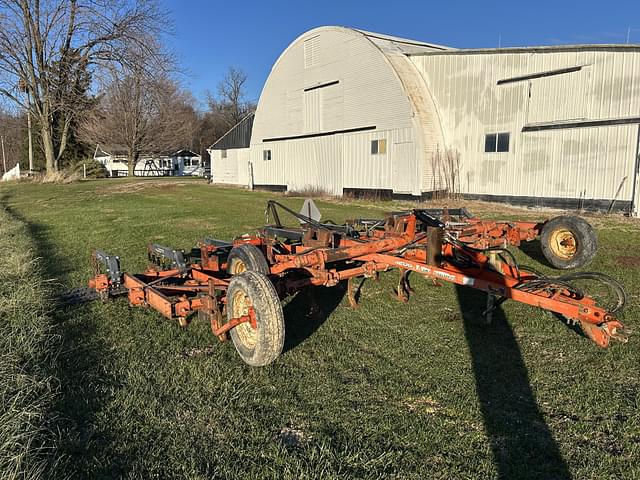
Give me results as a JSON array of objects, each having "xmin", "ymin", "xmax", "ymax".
[{"xmin": 84, "ymin": 199, "xmax": 630, "ymax": 366}]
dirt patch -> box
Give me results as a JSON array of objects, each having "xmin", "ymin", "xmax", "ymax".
[
  {"xmin": 442, "ymin": 307, "xmax": 461, "ymax": 322},
  {"xmin": 616, "ymin": 256, "xmax": 640, "ymax": 268},
  {"xmin": 96, "ymin": 179, "xmax": 196, "ymax": 195},
  {"xmin": 276, "ymin": 426, "xmax": 310, "ymax": 449},
  {"xmin": 402, "ymin": 395, "xmax": 442, "ymax": 414}
]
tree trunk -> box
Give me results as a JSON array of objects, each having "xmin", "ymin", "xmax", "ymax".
[
  {"xmin": 41, "ymin": 126, "xmax": 56, "ymax": 174},
  {"xmin": 128, "ymin": 152, "xmax": 138, "ymax": 177}
]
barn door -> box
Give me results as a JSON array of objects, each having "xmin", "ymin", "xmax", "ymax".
[
  {"xmin": 392, "ymin": 141, "xmax": 416, "ymax": 194},
  {"xmin": 303, "ymin": 89, "xmax": 322, "ymax": 133}
]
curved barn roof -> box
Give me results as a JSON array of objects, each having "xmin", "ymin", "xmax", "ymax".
[
  {"xmin": 264, "ymin": 25, "xmax": 451, "ymax": 85},
  {"xmin": 252, "ymin": 26, "xmax": 447, "ymax": 144},
  {"xmin": 247, "ymin": 26, "xmax": 449, "ymax": 195}
]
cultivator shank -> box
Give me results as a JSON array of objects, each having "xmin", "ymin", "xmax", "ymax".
[{"xmin": 85, "ymin": 200, "xmax": 630, "ymax": 366}]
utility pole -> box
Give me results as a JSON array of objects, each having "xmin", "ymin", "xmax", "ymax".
[{"xmin": 1, "ymin": 135, "xmax": 6, "ymax": 174}]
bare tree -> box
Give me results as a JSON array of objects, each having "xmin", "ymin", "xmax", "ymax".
[
  {"xmin": 0, "ymin": 108, "xmax": 25, "ymax": 172},
  {"xmin": 217, "ymin": 67, "xmax": 247, "ymax": 127},
  {"xmin": 211, "ymin": 67, "xmax": 255, "ymax": 129},
  {"xmin": 0, "ymin": 0, "xmax": 170, "ymax": 174},
  {"xmin": 81, "ymin": 68, "xmax": 194, "ymax": 176}
]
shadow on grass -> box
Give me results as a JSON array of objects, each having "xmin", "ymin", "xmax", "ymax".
[
  {"xmin": 455, "ymin": 285, "xmax": 571, "ymax": 480},
  {"xmin": 282, "ymin": 283, "xmax": 346, "ymax": 353},
  {"xmin": 1, "ymin": 194, "xmax": 118, "ymax": 478},
  {"xmin": 519, "ymin": 239, "xmax": 554, "ymax": 269}
]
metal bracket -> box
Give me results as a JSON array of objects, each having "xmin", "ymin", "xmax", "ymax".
[
  {"xmin": 93, "ymin": 249, "xmax": 122, "ymax": 284},
  {"xmin": 203, "ymin": 237, "xmax": 233, "ymax": 249},
  {"xmin": 148, "ymin": 243, "xmax": 187, "ymax": 270}
]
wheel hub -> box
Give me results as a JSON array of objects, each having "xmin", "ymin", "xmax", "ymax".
[
  {"xmin": 231, "ymin": 288, "xmax": 258, "ymax": 348},
  {"xmin": 231, "ymin": 260, "xmax": 247, "ymax": 274},
  {"xmin": 549, "ymin": 228, "xmax": 577, "ymax": 259}
]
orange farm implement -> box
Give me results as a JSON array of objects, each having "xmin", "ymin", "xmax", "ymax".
[{"xmin": 80, "ymin": 200, "xmax": 628, "ymax": 366}]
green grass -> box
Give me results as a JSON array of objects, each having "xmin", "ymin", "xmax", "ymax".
[
  {"xmin": 0, "ymin": 178, "xmax": 639, "ymax": 479},
  {"xmin": 0, "ymin": 206, "xmax": 59, "ymax": 479}
]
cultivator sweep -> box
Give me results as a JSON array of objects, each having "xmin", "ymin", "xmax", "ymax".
[{"xmin": 84, "ymin": 200, "xmax": 630, "ymax": 366}]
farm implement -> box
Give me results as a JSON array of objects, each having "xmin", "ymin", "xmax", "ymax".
[{"xmin": 83, "ymin": 200, "xmax": 629, "ymax": 366}]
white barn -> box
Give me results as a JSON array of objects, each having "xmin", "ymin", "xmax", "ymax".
[{"xmin": 209, "ymin": 26, "xmax": 640, "ymax": 216}]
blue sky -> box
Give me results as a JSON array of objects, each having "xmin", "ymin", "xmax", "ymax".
[{"xmin": 162, "ymin": 0, "xmax": 640, "ymax": 108}]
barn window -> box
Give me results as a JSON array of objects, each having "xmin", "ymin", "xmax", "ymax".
[
  {"xmin": 221, "ymin": 149, "xmax": 227, "ymax": 159},
  {"xmin": 485, "ymin": 133, "xmax": 510, "ymax": 153},
  {"xmin": 184, "ymin": 158, "xmax": 191, "ymax": 167},
  {"xmin": 371, "ymin": 139, "xmax": 387, "ymax": 155},
  {"xmin": 263, "ymin": 149, "xmax": 272, "ymax": 161}
]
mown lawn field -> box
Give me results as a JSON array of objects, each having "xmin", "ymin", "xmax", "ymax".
[{"xmin": 1, "ymin": 177, "xmax": 639, "ymax": 479}]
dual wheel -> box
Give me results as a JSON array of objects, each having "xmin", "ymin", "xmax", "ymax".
[{"xmin": 225, "ymin": 244, "xmax": 284, "ymax": 366}]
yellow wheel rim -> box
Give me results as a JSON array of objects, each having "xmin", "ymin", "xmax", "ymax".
[
  {"xmin": 230, "ymin": 259, "xmax": 247, "ymax": 274},
  {"xmin": 231, "ymin": 287, "xmax": 257, "ymax": 348},
  {"xmin": 549, "ymin": 228, "xmax": 577, "ymax": 259}
]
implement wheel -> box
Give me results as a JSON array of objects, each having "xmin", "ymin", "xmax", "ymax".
[
  {"xmin": 226, "ymin": 271, "xmax": 284, "ymax": 366},
  {"xmin": 540, "ymin": 216, "xmax": 597, "ymax": 270},
  {"xmin": 227, "ymin": 244, "xmax": 269, "ymax": 275}
]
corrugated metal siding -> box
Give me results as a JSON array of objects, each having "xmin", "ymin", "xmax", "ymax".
[
  {"xmin": 527, "ymin": 67, "xmax": 586, "ymax": 122},
  {"xmin": 383, "ymin": 53, "xmax": 446, "ymax": 192},
  {"xmin": 412, "ymin": 50, "xmax": 640, "ymax": 208},
  {"xmin": 304, "ymin": 35, "xmax": 320, "ymax": 69},
  {"xmin": 250, "ymin": 127, "xmax": 416, "ymax": 195},
  {"xmin": 249, "ymin": 26, "xmax": 427, "ymax": 195},
  {"xmin": 210, "ymin": 114, "xmax": 254, "ymax": 150},
  {"xmin": 303, "ymin": 89, "xmax": 322, "ymax": 132},
  {"xmin": 342, "ymin": 128, "xmax": 410, "ymax": 191},
  {"xmin": 211, "ymin": 150, "xmax": 236, "ymax": 183},
  {"xmin": 288, "ymin": 135, "xmax": 343, "ymax": 194},
  {"xmin": 236, "ymin": 149, "xmax": 251, "ymax": 186},
  {"xmin": 211, "ymin": 148, "xmax": 251, "ymax": 184},
  {"xmin": 252, "ymin": 27, "xmax": 418, "ymax": 142},
  {"xmin": 322, "ymin": 82, "xmax": 344, "ymax": 131},
  {"xmin": 520, "ymin": 126, "xmax": 637, "ymax": 199},
  {"xmin": 460, "ymin": 125, "xmax": 637, "ymax": 198}
]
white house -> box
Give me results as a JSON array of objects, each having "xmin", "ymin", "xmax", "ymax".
[
  {"xmin": 94, "ymin": 146, "xmax": 204, "ymax": 177},
  {"xmin": 208, "ymin": 26, "xmax": 640, "ymax": 217}
]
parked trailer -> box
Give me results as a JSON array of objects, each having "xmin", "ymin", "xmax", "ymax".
[{"xmin": 84, "ymin": 200, "xmax": 628, "ymax": 366}]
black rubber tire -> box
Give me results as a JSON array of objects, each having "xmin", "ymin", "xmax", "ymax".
[
  {"xmin": 540, "ymin": 216, "xmax": 597, "ymax": 270},
  {"xmin": 227, "ymin": 244, "xmax": 269, "ymax": 275},
  {"xmin": 226, "ymin": 271, "xmax": 284, "ymax": 366}
]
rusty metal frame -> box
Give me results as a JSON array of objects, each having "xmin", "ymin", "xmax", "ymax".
[{"xmin": 87, "ymin": 205, "xmax": 629, "ymax": 353}]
